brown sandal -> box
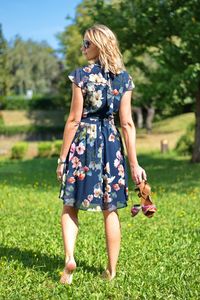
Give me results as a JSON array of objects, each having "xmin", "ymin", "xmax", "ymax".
[
  {"xmin": 133, "ymin": 180, "xmax": 157, "ymax": 218},
  {"xmin": 136, "ymin": 180, "xmax": 157, "ymax": 218}
]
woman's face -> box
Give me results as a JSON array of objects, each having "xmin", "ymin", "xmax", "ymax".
[{"xmin": 81, "ymin": 33, "xmax": 100, "ymax": 61}]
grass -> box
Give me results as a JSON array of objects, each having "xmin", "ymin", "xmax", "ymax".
[
  {"xmin": 0, "ymin": 152, "xmax": 199, "ymax": 300},
  {"xmin": 135, "ymin": 112, "xmax": 195, "ymax": 153},
  {"xmin": 152, "ymin": 113, "xmax": 194, "ymax": 134},
  {"xmin": 1, "ymin": 110, "xmax": 65, "ymax": 126}
]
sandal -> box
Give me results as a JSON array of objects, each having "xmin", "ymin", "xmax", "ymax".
[
  {"xmin": 131, "ymin": 204, "xmax": 141, "ymax": 217},
  {"xmin": 136, "ymin": 180, "xmax": 157, "ymax": 218},
  {"xmin": 60, "ymin": 257, "xmax": 76, "ymax": 285},
  {"xmin": 131, "ymin": 180, "xmax": 157, "ymax": 218}
]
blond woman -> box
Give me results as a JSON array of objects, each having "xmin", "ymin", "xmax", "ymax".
[{"xmin": 56, "ymin": 24, "xmax": 147, "ymax": 284}]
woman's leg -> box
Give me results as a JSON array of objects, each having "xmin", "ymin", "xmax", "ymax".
[
  {"xmin": 102, "ymin": 209, "xmax": 121, "ymax": 279},
  {"xmin": 61, "ymin": 205, "xmax": 79, "ymax": 260},
  {"xmin": 60, "ymin": 205, "xmax": 79, "ymax": 284}
]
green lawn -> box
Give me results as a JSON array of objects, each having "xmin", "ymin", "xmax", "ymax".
[{"xmin": 0, "ymin": 152, "xmax": 199, "ymax": 300}]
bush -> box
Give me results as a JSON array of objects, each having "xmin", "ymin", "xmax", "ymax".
[
  {"xmin": 0, "ymin": 95, "xmax": 67, "ymax": 110},
  {"xmin": 11, "ymin": 142, "xmax": 28, "ymax": 159},
  {"xmin": 52, "ymin": 140, "xmax": 62, "ymax": 156},
  {"xmin": 0, "ymin": 124, "xmax": 63, "ymax": 136},
  {"xmin": 0, "ymin": 112, "xmax": 4, "ymax": 126},
  {"xmin": 175, "ymin": 123, "xmax": 194, "ymax": 155},
  {"xmin": 37, "ymin": 142, "xmax": 53, "ymax": 157}
]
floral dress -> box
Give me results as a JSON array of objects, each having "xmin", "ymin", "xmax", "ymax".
[{"xmin": 58, "ymin": 61, "xmax": 135, "ymax": 212}]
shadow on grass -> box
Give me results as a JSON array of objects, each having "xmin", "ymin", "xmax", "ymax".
[
  {"xmin": 0, "ymin": 153, "xmax": 199, "ymax": 193},
  {"xmin": 0, "ymin": 245, "xmax": 103, "ymax": 281}
]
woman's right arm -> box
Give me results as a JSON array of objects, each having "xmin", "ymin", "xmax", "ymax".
[
  {"xmin": 56, "ymin": 83, "xmax": 83, "ymax": 180},
  {"xmin": 59, "ymin": 83, "xmax": 83, "ymax": 161},
  {"xmin": 119, "ymin": 91, "xmax": 147, "ymax": 184}
]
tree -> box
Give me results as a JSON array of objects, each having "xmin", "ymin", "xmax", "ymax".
[
  {"xmin": 7, "ymin": 37, "xmax": 62, "ymax": 95},
  {"xmin": 91, "ymin": 0, "xmax": 200, "ymax": 162},
  {"xmin": 0, "ymin": 24, "xmax": 10, "ymax": 96}
]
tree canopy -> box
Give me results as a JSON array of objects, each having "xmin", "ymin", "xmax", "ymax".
[
  {"xmin": 58, "ymin": 0, "xmax": 200, "ymax": 162},
  {"xmin": 0, "ymin": 25, "xmax": 62, "ymax": 96}
]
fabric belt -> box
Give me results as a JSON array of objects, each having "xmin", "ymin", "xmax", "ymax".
[{"xmin": 80, "ymin": 115, "xmax": 115, "ymax": 126}]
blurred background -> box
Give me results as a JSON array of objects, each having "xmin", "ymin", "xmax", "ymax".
[
  {"xmin": 0, "ymin": 0, "xmax": 199, "ymax": 162},
  {"xmin": 0, "ymin": 2, "xmax": 200, "ymax": 299}
]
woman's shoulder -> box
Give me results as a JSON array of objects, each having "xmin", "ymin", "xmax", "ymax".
[
  {"xmin": 73, "ymin": 63, "xmax": 100, "ymax": 74},
  {"xmin": 115, "ymin": 70, "xmax": 135, "ymax": 91},
  {"xmin": 68, "ymin": 63, "xmax": 101, "ymax": 87}
]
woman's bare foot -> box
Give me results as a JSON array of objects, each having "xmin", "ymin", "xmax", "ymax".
[
  {"xmin": 60, "ymin": 257, "xmax": 76, "ymax": 285},
  {"xmin": 101, "ymin": 269, "xmax": 116, "ymax": 281}
]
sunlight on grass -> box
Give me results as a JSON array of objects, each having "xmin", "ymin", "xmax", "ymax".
[{"xmin": 0, "ymin": 154, "xmax": 199, "ymax": 299}]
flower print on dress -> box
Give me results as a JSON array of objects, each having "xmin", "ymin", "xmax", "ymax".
[
  {"xmin": 89, "ymin": 160, "xmax": 101, "ymax": 171},
  {"xmin": 89, "ymin": 73, "xmax": 107, "ymax": 85},
  {"xmin": 67, "ymin": 176, "xmax": 76, "ymax": 184},
  {"xmin": 118, "ymin": 164, "xmax": 125, "ymax": 177},
  {"xmin": 112, "ymin": 183, "xmax": 120, "ymax": 191},
  {"xmin": 59, "ymin": 62, "xmax": 135, "ymax": 211},
  {"xmin": 83, "ymin": 66, "xmax": 92, "ymax": 73},
  {"xmin": 82, "ymin": 193, "xmax": 94, "ymax": 208},
  {"xmin": 104, "ymin": 162, "xmax": 110, "ymax": 174},
  {"xmin": 69, "ymin": 142, "xmax": 76, "ymax": 161},
  {"xmin": 76, "ymin": 142, "xmax": 85, "ymax": 155},
  {"xmin": 90, "ymin": 90, "xmax": 103, "ymax": 108},
  {"xmin": 71, "ymin": 156, "xmax": 82, "ymax": 168},
  {"xmin": 104, "ymin": 192, "xmax": 112, "ymax": 203},
  {"xmin": 94, "ymin": 183, "xmax": 103, "ymax": 198},
  {"xmin": 108, "ymin": 133, "xmax": 115, "ymax": 142}
]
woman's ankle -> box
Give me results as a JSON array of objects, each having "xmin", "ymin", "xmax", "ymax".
[
  {"xmin": 65, "ymin": 255, "xmax": 75, "ymax": 262},
  {"xmin": 107, "ymin": 266, "xmax": 116, "ymax": 278}
]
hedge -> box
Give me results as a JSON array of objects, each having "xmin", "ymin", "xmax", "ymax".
[
  {"xmin": 0, "ymin": 124, "xmax": 64, "ymax": 136},
  {"xmin": 0, "ymin": 95, "xmax": 68, "ymax": 110},
  {"xmin": 11, "ymin": 142, "xmax": 29, "ymax": 159}
]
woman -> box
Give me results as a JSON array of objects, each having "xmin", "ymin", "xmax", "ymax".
[{"xmin": 56, "ymin": 24, "xmax": 147, "ymax": 284}]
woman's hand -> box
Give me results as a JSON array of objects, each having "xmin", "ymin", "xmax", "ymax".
[
  {"xmin": 130, "ymin": 164, "xmax": 147, "ymax": 185},
  {"xmin": 56, "ymin": 164, "xmax": 65, "ymax": 181}
]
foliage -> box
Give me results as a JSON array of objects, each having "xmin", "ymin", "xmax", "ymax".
[
  {"xmin": 58, "ymin": 0, "xmax": 199, "ymax": 115},
  {"xmin": 0, "ymin": 94, "xmax": 66, "ymax": 110},
  {"xmin": 11, "ymin": 142, "xmax": 28, "ymax": 159},
  {"xmin": 0, "ymin": 24, "xmax": 63, "ymax": 97},
  {"xmin": 0, "ymin": 154, "xmax": 199, "ymax": 299},
  {"xmin": 175, "ymin": 122, "xmax": 195, "ymax": 155},
  {"xmin": 52, "ymin": 140, "xmax": 63, "ymax": 156},
  {"xmin": 0, "ymin": 24, "xmax": 11, "ymax": 96},
  {"xmin": 73, "ymin": 0, "xmax": 200, "ymax": 161},
  {"xmin": 0, "ymin": 111, "xmax": 4, "ymax": 125},
  {"xmin": 37, "ymin": 140, "xmax": 63, "ymax": 158},
  {"xmin": 0, "ymin": 124, "xmax": 63, "ymax": 136},
  {"xmin": 37, "ymin": 142, "xmax": 53, "ymax": 157}
]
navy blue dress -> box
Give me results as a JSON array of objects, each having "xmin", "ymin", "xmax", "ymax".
[{"xmin": 58, "ymin": 62, "xmax": 135, "ymax": 211}]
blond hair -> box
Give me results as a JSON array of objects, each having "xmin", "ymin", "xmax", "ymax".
[{"xmin": 85, "ymin": 24, "xmax": 125, "ymax": 74}]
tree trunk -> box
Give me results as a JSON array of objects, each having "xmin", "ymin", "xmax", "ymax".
[
  {"xmin": 192, "ymin": 84, "xmax": 200, "ymax": 163},
  {"xmin": 146, "ymin": 107, "xmax": 155, "ymax": 134},
  {"xmin": 132, "ymin": 107, "xmax": 143, "ymax": 128}
]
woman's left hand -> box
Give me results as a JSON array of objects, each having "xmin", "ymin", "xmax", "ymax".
[{"xmin": 130, "ymin": 164, "xmax": 147, "ymax": 185}]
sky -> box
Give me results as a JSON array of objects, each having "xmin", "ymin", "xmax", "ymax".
[{"xmin": 0, "ymin": 0, "xmax": 82, "ymax": 50}]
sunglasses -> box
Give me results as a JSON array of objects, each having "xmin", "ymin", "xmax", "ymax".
[{"xmin": 82, "ymin": 40, "xmax": 91, "ymax": 49}]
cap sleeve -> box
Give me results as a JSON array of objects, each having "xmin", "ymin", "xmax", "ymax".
[
  {"xmin": 68, "ymin": 68, "xmax": 84, "ymax": 88},
  {"xmin": 123, "ymin": 71, "xmax": 135, "ymax": 92}
]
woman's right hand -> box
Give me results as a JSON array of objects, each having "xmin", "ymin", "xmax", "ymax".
[
  {"xmin": 130, "ymin": 164, "xmax": 147, "ymax": 185},
  {"xmin": 56, "ymin": 164, "xmax": 65, "ymax": 182}
]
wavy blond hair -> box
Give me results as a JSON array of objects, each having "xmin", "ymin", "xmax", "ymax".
[{"xmin": 85, "ymin": 24, "xmax": 125, "ymax": 74}]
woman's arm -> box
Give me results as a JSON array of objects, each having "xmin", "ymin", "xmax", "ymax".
[
  {"xmin": 119, "ymin": 91, "xmax": 146, "ymax": 184},
  {"xmin": 59, "ymin": 83, "xmax": 83, "ymax": 161}
]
